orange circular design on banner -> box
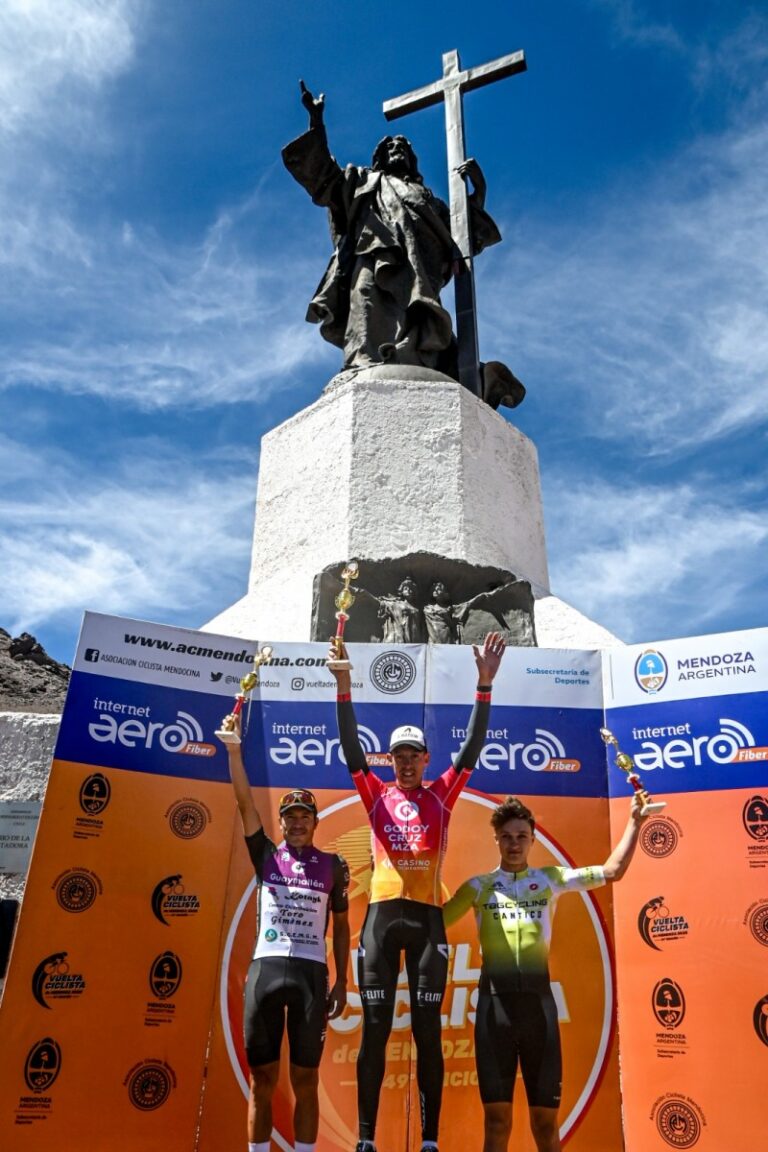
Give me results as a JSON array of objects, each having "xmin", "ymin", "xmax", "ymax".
[{"xmin": 220, "ymin": 793, "xmax": 614, "ymax": 1152}]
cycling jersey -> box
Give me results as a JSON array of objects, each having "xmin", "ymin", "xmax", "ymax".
[
  {"xmin": 443, "ymin": 864, "xmax": 605, "ymax": 990},
  {"xmin": 245, "ymin": 829, "xmax": 349, "ymax": 964}
]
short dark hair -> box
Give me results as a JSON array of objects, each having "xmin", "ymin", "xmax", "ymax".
[{"xmin": 491, "ymin": 796, "xmax": 535, "ymax": 833}]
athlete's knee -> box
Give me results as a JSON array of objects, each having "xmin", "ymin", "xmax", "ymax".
[
  {"xmin": 410, "ymin": 1000, "xmax": 442, "ymax": 1049},
  {"xmin": 249, "ymin": 1063, "xmax": 279, "ymax": 1103},
  {"xmin": 529, "ymin": 1106, "xmax": 560, "ymax": 1151},
  {"xmin": 289, "ymin": 1064, "xmax": 319, "ymax": 1098},
  {"xmin": 483, "ymin": 1102, "xmax": 512, "ymax": 1146}
]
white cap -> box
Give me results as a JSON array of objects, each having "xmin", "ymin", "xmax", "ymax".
[{"xmin": 389, "ymin": 725, "xmax": 427, "ymax": 752}]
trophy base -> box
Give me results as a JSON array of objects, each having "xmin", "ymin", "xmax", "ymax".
[
  {"xmin": 642, "ymin": 800, "xmax": 667, "ymax": 815},
  {"xmin": 215, "ymin": 728, "xmax": 241, "ymax": 745},
  {"xmin": 326, "ymin": 659, "xmax": 353, "ymax": 671}
]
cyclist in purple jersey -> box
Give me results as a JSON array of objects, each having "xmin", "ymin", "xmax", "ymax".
[{"xmin": 221, "ymin": 717, "xmax": 350, "ymax": 1152}]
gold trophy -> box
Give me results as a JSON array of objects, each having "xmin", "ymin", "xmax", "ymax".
[
  {"xmin": 600, "ymin": 726, "xmax": 667, "ymax": 814},
  {"xmin": 216, "ymin": 644, "xmax": 274, "ymax": 745},
  {"xmin": 327, "ymin": 560, "xmax": 359, "ymax": 671}
]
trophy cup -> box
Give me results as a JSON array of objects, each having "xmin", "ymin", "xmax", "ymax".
[
  {"xmin": 600, "ymin": 726, "xmax": 667, "ymax": 814},
  {"xmin": 216, "ymin": 644, "xmax": 274, "ymax": 745},
  {"xmin": 327, "ymin": 560, "xmax": 359, "ymax": 671}
]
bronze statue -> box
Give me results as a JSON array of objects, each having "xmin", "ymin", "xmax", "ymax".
[
  {"xmin": 354, "ymin": 576, "xmax": 427, "ymax": 644},
  {"xmin": 423, "ymin": 580, "xmax": 523, "ymax": 645},
  {"xmin": 282, "ymin": 82, "xmax": 506, "ymax": 386}
]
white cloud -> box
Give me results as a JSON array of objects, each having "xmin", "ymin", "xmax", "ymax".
[
  {"xmin": 545, "ymin": 475, "xmax": 768, "ymax": 642},
  {"xmin": 0, "ymin": 437, "xmax": 256, "ymax": 634}
]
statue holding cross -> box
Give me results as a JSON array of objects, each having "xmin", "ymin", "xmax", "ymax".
[{"xmin": 281, "ymin": 48, "xmax": 527, "ymax": 410}]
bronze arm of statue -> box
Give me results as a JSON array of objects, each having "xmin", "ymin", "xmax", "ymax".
[{"xmin": 299, "ymin": 79, "xmax": 325, "ymax": 131}]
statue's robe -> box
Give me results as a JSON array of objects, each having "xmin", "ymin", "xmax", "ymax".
[{"xmin": 282, "ymin": 127, "xmax": 501, "ymax": 372}]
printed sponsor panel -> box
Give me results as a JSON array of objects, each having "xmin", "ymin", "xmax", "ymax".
[
  {"xmin": 610, "ymin": 789, "xmax": 766, "ymax": 1149},
  {"xmin": 199, "ymin": 789, "xmax": 623, "ymax": 1152},
  {"xmin": 603, "ymin": 628, "xmax": 768, "ymax": 706},
  {"xmin": 0, "ymin": 757, "xmax": 238, "ymax": 1150},
  {"xmin": 427, "ymin": 642, "xmax": 603, "ymax": 708}
]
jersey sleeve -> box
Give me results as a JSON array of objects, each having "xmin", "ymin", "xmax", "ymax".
[
  {"xmin": 442, "ymin": 877, "xmax": 480, "ymax": 925},
  {"xmin": 550, "ymin": 865, "xmax": 606, "ymax": 893},
  {"xmin": 330, "ymin": 854, "xmax": 350, "ymax": 912},
  {"xmin": 243, "ymin": 828, "xmax": 278, "ymax": 881},
  {"xmin": 352, "ymin": 764, "xmax": 384, "ymax": 815},
  {"xmin": 336, "ymin": 696, "xmax": 370, "ymax": 776}
]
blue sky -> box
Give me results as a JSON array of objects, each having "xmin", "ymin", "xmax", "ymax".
[{"xmin": 2, "ymin": 0, "xmax": 767, "ymax": 665}]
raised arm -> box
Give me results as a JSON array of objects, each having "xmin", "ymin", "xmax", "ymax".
[
  {"xmin": 300, "ymin": 79, "xmax": 325, "ymax": 131},
  {"xmin": 218, "ymin": 715, "xmax": 262, "ymax": 838},
  {"xmin": 455, "ymin": 632, "xmax": 506, "ymax": 770},
  {"xmin": 327, "ymin": 639, "xmax": 369, "ymax": 776},
  {"xmin": 602, "ymin": 796, "xmax": 648, "ymax": 882}
]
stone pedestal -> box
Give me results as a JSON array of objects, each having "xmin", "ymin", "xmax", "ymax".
[
  {"xmin": 204, "ymin": 367, "xmax": 620, "ymax": 648},
  {"xmin": 204, "ymin": 368, "xmax": 558, "ymax": 642}
]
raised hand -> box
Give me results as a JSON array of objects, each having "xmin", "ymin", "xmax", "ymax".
[{"xmin": 472, "ymin": 631, "xmax": 506, "ymax": 684}]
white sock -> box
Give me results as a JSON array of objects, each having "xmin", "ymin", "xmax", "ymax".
[
  {"xmin": 249, "ymin": 1143, "xmax": 270, "ymax": 1152},
  {"xmin": 295, "ymin": 1144, "xmax": 316, "ymax": 1152}
]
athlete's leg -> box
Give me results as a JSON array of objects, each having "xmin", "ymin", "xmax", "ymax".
[
  {"xmin": 528, "ymin": 1107, "xmax": 561, "ymax": 1152},
  {"xmin": 289, "ymin": 1064, "xmax": 321, "ymax": 1142},
  {"xmin": 405, "ymin": 906, "xmax": 449, "ymax": 1142},
  {"xmin": 248, "ymin": 1062, "xmax": 280, "ymax": 1141},
  {"xmin": 482, "ymin": 1102, "xmax": 513, "ymax": 1152},
  {"xmin": 356, "ymin": 903, "xmax": 402, "ymax": 1141}
]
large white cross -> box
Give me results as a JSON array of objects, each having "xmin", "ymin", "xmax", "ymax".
[{"xmin": 383, "ymin": 48, "xmax": 526, "ymax": 397}]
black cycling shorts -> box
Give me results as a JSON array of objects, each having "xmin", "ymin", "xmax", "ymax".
[
  {"xmin": 474, "ymin": 982, "xmax": 562, "ymax": 1108},
  {"xmin": 358, "ymin": 899, "xmax": 448, "ymax": 1004},
  {"xmin": 244, "ymin": 955, "xmax": 328, "ymax": 1068}
]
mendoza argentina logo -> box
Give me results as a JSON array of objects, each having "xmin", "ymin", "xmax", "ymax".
[{"xmin": 88, "ymin": 698, "xmax": 216, "ymax": 756}]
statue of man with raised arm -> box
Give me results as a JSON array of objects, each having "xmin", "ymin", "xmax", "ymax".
[{"xmin": 282, "ymin": 81, "xmax": 504, "ymax": 379}]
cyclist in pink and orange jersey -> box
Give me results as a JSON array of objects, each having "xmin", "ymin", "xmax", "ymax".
[{"xmin": 328, "ymin": 633, "xmax": 505, "ymax": 1152}]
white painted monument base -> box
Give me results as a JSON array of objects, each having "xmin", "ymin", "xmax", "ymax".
[{"xmin": 204, "ymin": 368, "xmax": 620, "ymax": 649}]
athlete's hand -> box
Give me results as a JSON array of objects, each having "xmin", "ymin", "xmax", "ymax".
[
  {"xmin": 473, "ymin": 631, "xmax": 506, "ymax": 684},
  {"xmin": 630, "ymin": 793, "xmax": 649, "ymax": 823},
  {"xmin": 327, "ymin": 638, "xmax": 352, "ymax": 692},
  {"xmin": 327, "ymin": 980, "xmax": 347, "ymax": 1019}
]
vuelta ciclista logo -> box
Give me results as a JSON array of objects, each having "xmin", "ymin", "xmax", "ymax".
[
  {"xmin": 151, "ymin": 874, "xmax": 200, "ymax": 925},
  {"xmin": 369, "ymin": 651, "xmax": 417, "ymax": 694},
  {"xmin": 149, "ymin": 952, "xmax": 183, "ymax": 1000},
  {"xmin": 78, "ymin": 773, "xmax": 111, "ymax": 815},
  {"xmin": 653, "ymin": 1097, "xmax": 703, "ymax": 1148},
  {"xmin": 634, "ymin": 649, "xmax": 668, "ymax": 694},
  {"xmin": 125, "ymin": 1061, "xmax": 175, "ymax": 1110},
  {"xmin": 641, "ymin": 819, "xmax": 679, "ymax": 859},
  {"xmin": 54, "ymin": 869, "xmax": 101, "ymax": 913},
  {"xmin": 24, "ymin": 1038, "xmax": 62, "ymax": 1093},
  {"xmin": 753, "ymin": 995, "xmax": 768, "ymax": 1046},
  {"xmin": 637, "ymin": 896, "xmax": 689, "ymax": 950},
  {"xmin": 32, "ymin": 952, "xmax": 85, "ymax": 1008},
  {"xmin": 652, "ymin": 978, "xmax": 686, "ymax": 1029},
  {"xmin": 743, "ymin": 796, "xmax": 768, "ymax": 840},
  {"xmin": 166, "ymin": 799, "xmax": 209, "ymax": 839}
]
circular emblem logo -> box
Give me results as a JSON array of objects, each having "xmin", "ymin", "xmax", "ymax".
[
  {"xmin": 55, "ymin": 870, "xmax": 98, "ymax": 913},
  {"xmin": 743, "ymin": 796, "xmax": 768, "ymax": 840},
  {"xmin": 748, "ymin": 902, "xmax": 768, "ymax": 946},
  {"xmin": 652, "ymin": 978, "xmax": 686, "ymax": 1029},
  {"xmin": 167, "ymin": 800, "xmax": 208, "ymax": 840},
  {"xmin": 753, "ymin": 995, "xmax": 768, "ymax": 1046},
  {"xmin": 634, "ymin": 649, "xmax": 668, "ymax": 695},
  {"xmin": 79, "ymin": 773, "xmax": 111, "ymax": 815},
  {"xmin": 127, "ymin": 1062, "xmax": 173, "ymax": 1111},
  {"xmin": 656, "ymin": 1099, "xmax": 701, "ymax": 1148},
  {"xmin": 641, "ymin": 820, "xmax": 678, "ymax": 858},
  {"xmin": 264, "ymin": 929, "xmax": 278, "ymax": 942},
  {"xmin": 149, "ymin": 952, "xmax": 183, "ymax": 1000},
  {"xmin": 24, "ymin": 1038, "xmax": 62, "ymax": 1093},
  {"xmin": 370, "ymin": 651, "xmax": 417, "ymax": 694},
  {"xmin": 394, "ymin": 799, "xmax": 419, "ymax": 821}
]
